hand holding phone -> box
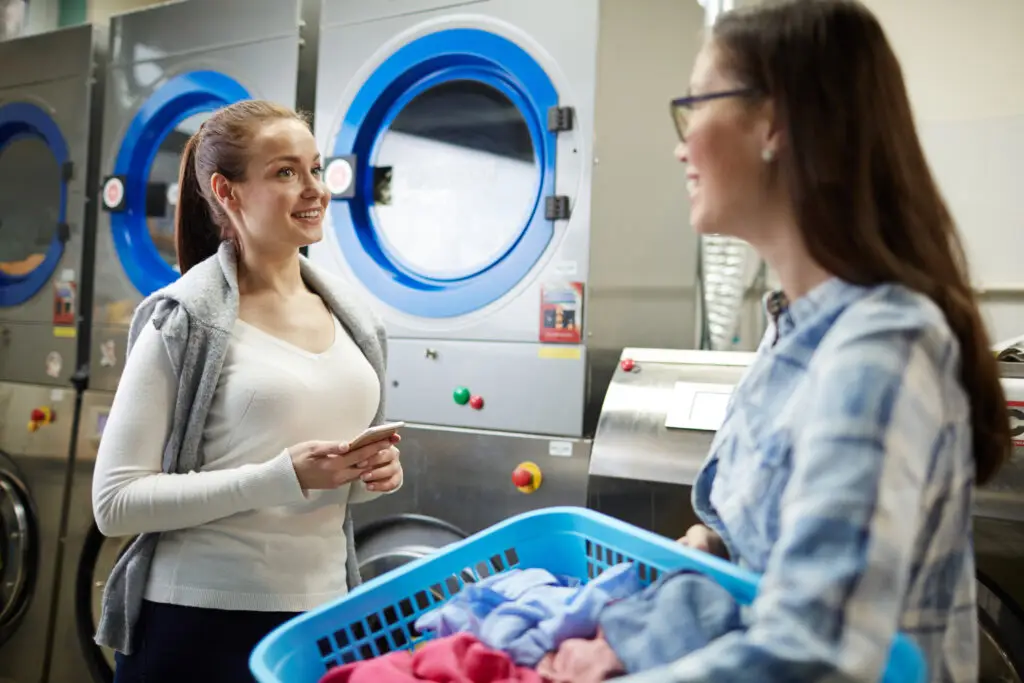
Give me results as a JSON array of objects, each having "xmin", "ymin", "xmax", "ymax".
[{"xmin": 345, "ymin": 421, "xmax": 404, "ymax": 451}]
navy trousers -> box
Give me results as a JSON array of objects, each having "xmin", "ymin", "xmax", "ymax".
[{"xmin": 113, "ymin": 600, "xmax": 299, "ymax": 683}]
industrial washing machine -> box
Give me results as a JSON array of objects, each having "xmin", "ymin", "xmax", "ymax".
[
  {"xmin": 309, "ymin": 0, "xmax": 706, "ymax": 573},
  {"xmin": 0, "ymin": 23, "xmax": 105, "ymax": 683},
  {"xmin": 589, "ymin": 348, "xmax": 1024, "ymax": 682},
  {"xmin": 47, "ymin": 1, "xmax": 318, "ymax": 680}
]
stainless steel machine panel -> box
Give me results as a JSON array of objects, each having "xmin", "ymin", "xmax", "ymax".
[
  {"xmin": 352, "ymin": 424, "xmax": 591, "ymax": 539},
  {"xmin": 589, "ymin": 347, "xmax": 755, "ymax": 486},
  {"xmin": 89, "ymin": 0, "xmax": 307, "ymax": 393},
  {"xmin": 386, "ymin": 339, "xmax": 586, "ymax": 436},
  {"xmin": 0, "ymin": 381, "xmax": 77, "ymax": 683},
  {"xmin": 0, "ymin": 25, "xmax": 103, "ymax": 387}
]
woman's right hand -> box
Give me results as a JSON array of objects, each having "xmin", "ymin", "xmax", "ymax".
[
  {"xmin": 677, "ymin": 524, "xmax": 729, "ymax": 560},
  {"xmin": 287, "ymin": 439, "xmax": 390, "ymax": 490}
]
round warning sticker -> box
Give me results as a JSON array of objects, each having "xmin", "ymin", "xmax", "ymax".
[
  {"xmin": 324, "ymin": 158, "xmax": 354, "ymax": 196},
  {"xmin": 166, "ymin": 182, "xmax": 179, "ymax": 208},
  {"xmin": 103, "ymin": 177, "xmax": 125, "ymax": 209}
]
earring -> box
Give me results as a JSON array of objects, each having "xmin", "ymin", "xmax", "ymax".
[{"xmin": 761, "ymin": 148, "xmax": 775, "ymax": 163}]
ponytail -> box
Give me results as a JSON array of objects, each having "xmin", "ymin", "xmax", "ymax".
[{"xmin": 174, "ymin": 133, "xmax": 222, "ymax": 274}]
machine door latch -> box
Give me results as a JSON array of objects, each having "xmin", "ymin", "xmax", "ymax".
[
  {"xmin": 62, "ymin": 161, "xmax": 74, "ymax": 182},
  {"xmin": 545, "ymin": 195, "xmax": 571, "ymax": 221},
  {"xmin": 547, "ymin": 106, "xmax": 574, "ymax": 132},
  {"xmin": 57, "ymin": 222, "xmax": 71, "ymax": 243}
]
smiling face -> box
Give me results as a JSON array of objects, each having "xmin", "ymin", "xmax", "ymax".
[
  {"xmin": 212, "ymin": 117, "xmax": 327, "ymax": 256},
  {"xmin": 675, "ymin": 41, "xmax": 778, "ymax": 240}
]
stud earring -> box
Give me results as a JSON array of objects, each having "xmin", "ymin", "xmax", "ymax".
[{"xmin": 761, "ymin": 148, "xmax": 775, "ymax": 163}]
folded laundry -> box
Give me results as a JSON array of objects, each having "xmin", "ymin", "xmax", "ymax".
[
  {"xmin": 415, "ymin": 563, "xmax": 643, "ymax": 667},
  {"xmin": 599, "ymin": 569, "xmax": 743, "ymax": 673},
  {"xmin": 318, "ymin": 633, "xmax": 543, "ymax": 683}
]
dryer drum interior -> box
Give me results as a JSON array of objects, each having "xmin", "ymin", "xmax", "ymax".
[
  {"xmin": 0, "ymin": 101, "xmax": 69, "ymax": 307},
  {"xmin": 0, "ymin": 451, "xmax": 37, "ymax": 643},
  {"xmin": 977, "ymin": 572, "xmax": 1024, "ymax": 682}
]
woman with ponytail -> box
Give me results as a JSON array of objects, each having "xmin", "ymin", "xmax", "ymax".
[
  {"xmin": 91, "ymin": 100, "xmax": 402, "ymax": 682},
  {"xmin": 617, "ymin": 1, "xmax": 1012, "ymax": 682}
]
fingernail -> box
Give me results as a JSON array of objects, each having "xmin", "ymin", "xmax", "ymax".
[
  {"xmin": 361, "ymin": 473, "xmax": 371, "ymax": 481},
  {"xmin": 366, "ymin": 484, "xmax": 375, "ymax": 491},
  {"xmin": 358, "ymin": 461, "xmax": 368, "ymax": 468}
]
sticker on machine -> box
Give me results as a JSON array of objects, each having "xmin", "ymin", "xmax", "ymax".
[
  {"xmin": 102, "ymin": 176, "xmax": 125, "ymax": 210},
  {"xmin": 325, "ymin": 157, "xmax": 354, "ymax": 196},
  {"xmin": 539, "ymin": 282, "xmax": 584, "ymax": 344},
  {"xmin": 100, "ymin": 339, "xmax": 117, "ymax": 368},
  {"xmin": 53, "ymin": 278, "xmax": 77, "ymax": 326},
  {"xmin": 1008, "ymin": 401, "xmax": 1024, "ymax": 447},
  {"xmin": 45, "ymin": 351, "xmax": 62, "ymax": 378}
]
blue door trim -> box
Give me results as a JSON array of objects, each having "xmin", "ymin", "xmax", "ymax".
[
  {"xmin": 0, "ymin": 102, "xmax": 70, "ymax": 307},
  {"xmin": 331, "ymin": 28, "xmax": 559, "ymax": 318},
  {"xmin": 110, "ymin": 70, "xmax": 251, "ymax": 296}
]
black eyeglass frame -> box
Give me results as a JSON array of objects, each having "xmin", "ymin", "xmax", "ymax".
[{"xmin": 670, "ymin": 88, "xmax": 759, "ymax": 141}]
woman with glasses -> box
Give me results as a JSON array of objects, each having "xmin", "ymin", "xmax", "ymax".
[{"xmin": 642, "ymin": 1, "xmax": 1010, "ymax": 681}]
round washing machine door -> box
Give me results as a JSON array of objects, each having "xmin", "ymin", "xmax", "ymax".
[
  {"xmin": 0, "ymin": 102, "xmax": 70, "ymax": 307},
  {"xmin": 0, "ymin": 452, "xmax": 38, "ymax": 644},
  {"xmin": 355, "ymin": 515, "xmax": 468, "ymax": 583},
  {"xmin": 76, "ymin": 522, "xmax": 134, "ymax": 682},
  {"xmin": 101, "ymin": 71, "xmax": 252, "ymax": 297},
  {"xmin": 978, "ymin": 573, "xmax": 1024, "ymax": 682},
  {"xmin": 326, "ymin": 28, "xmax": 571, "ymax": 318}
]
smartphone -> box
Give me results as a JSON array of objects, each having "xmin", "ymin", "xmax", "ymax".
[{"xmin": 347, "ymin": 421, "xmax": 405, "ymax": 450}]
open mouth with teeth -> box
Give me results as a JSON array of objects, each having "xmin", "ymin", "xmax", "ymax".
[{"xmin": 292, "ymin": 209, "xmax": 322, "ymax": 221}]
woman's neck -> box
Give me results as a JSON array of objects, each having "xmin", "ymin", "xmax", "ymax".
[
  {"xmin": 748, "ymin": 202, "xmax": 832, "ymax": 302},
  {"xmin": 237, "ymin": 246, "xmax": 304, "ymax": 297}
]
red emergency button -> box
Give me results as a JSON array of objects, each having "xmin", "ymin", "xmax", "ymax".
[
  {"xmin": 512, "ymin": 462, "xmax": 542, "ymax": 494},
  {"xmin": 620, "ymin": 358, "xmax": 636, "ymax": 372},
  {"xmin": 469, "ymin": 395, "xmax": 485, "ymax": 410},
  {"xmin": 28, "ymin": 406, "xmax": 54, "ymax": 432}
]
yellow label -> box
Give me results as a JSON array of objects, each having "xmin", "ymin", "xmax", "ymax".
[
  {"xmin": 53, "ymin": 327, "xmax": 77, "ymax": 339},
  {"xmin": 537, "ymin": 346, "xmax": 581, "ymax": 360}
]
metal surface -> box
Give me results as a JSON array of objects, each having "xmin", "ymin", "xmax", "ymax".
[
  {"xmin": 589, "ymin": 348, "xmax": 754, "ymax": 485},
  {"xmin": 350, "ymin": 423, "xmax": 591, "ymax": 539},
  {"xmin": 0, "ymin": 381, "xmax": 76, "ymax": 683},
  {"xmin": 47, "ymin": 388, "xmax": 114, "ymax": 683},
  {"xmin": 88, "ymin": 0, "xmax": 308, "ymax": 393},
  {"xmin": 0, "ymin": 25, "xmax": 103, "ymax": 387},
  {"xmin": 311, "ymin": 0, "xmax": 706, "ymax": 439}
]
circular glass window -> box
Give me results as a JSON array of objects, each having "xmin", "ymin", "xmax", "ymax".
[
  {"xmin": 372, "ymin": 80, "xmax": 539, "ymax": 281},
  {"xmin": 144, "ymin": 111, "xmax": 213, "ymax": 273},
  {"xmin": 0, "ymin": 137, "xmax": 60, "ymax": 277}
]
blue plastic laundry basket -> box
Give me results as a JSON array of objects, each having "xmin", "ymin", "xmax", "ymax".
[{"xmin": 250, "ymin": 506, "xmax": 926, "ymax": 683}]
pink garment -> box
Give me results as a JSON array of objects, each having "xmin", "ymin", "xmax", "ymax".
[
  {"xmin": 320, "ymin": 633, "xmax": 543, "ymax": 683},
  {"xmin": 536, "ymin": 629, "xmax": 625, "ymax": 683}
]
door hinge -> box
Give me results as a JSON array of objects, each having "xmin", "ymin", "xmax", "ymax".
[
  {"xmin": 547, "ymin": 106, "xmax": 574, "ymax": 133},
  {"xmin": 545, "ymin": 196, "xmax": 571, "ymax": 221}
]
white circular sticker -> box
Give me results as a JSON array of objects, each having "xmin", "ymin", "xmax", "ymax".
[
  {"xmin": 166, "ymin": 182, "xmax": 179, "ymax": 207},
  {"xmin": 324, "ymin": 158, "xmax": 354, "ymax": 196},
  {"xmin": 103, "ymin": 177, "xmax": 124, "ymax": 209}
]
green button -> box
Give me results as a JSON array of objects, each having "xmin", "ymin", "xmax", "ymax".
[{"xmin": 453, "ymin": 387, "xmax": 471, "ymax": 405}]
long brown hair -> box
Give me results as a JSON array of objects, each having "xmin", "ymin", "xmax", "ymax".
[
  {"xmin": 714, "ymin": 0, "xmax": 1009, "ymax": 484},
  {"xmin": 174, "ymin": 100, "xmax": 310, "ymax": 273}
]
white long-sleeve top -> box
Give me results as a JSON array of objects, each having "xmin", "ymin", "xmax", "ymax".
[{"xmin": 92, "ymin": 314, "xmax": 383, "ymax": 612}]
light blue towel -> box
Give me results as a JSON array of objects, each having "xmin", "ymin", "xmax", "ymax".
[{"xmin": 415, "ymin": 563, "xmax": 643, "ymax": 666}]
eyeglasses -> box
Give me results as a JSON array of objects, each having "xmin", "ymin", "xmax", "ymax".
[{"xmin": 670, "ymin": 89, "xmax": 758, "ymax": 141}]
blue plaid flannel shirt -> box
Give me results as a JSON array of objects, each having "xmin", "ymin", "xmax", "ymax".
[{"xmin": 621, "ymin": 278, "xmax": 978, "ymax": 683}]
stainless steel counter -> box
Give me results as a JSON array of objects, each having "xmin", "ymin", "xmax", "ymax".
[
  {"xmin": 589, "ymin": 347, "xmax": 1024, "ymax": 524},
  {"xmin": 589, "ymin": 348, "xmax": 754, "ymax": 486}
]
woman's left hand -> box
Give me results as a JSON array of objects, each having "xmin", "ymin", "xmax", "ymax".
[{"xmin": 357, "ymin": 433, "xmax": 403, "ymax": 492}]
